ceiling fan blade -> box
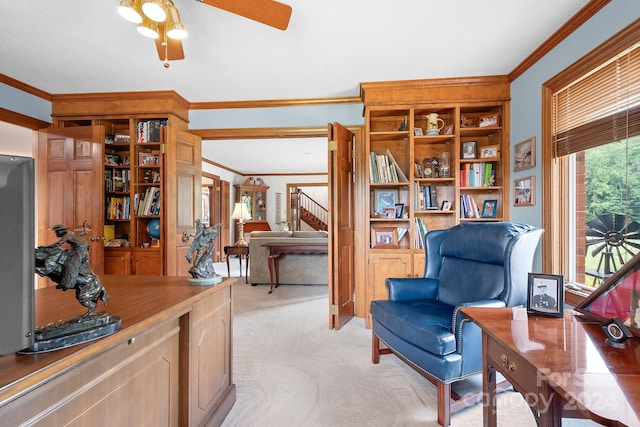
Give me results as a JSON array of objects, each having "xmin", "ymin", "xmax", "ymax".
[
  {"xmin": 199, "ymin": 0, "xmax": 292, "ymax": 30},
  {"xmin": 154, "ymin": 29, "xmax": 185, "ymax": 61}
]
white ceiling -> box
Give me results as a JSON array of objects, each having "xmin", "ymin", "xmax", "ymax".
[{"xmin": 0, "ymin": 0, "xmax": 590, "ymax": 174}]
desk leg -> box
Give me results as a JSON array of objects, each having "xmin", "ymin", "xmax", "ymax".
[
  {"xmin": 483, "ymin": 333, "xmax": 498, "ymax": 427},
  {"xmin": 226, "ymin": 257, "xmax": 231, "ymax": 278},
  {"xmin": 268, "ymin": 255, "xmax": 276, "ymax": 294},
  {"xmin": 239, "ymin": 256, "xmax": 243, "ymax": 279},
  {"xmin": 245, "ymin": 255, "xmax": 249, "ymax": 283}
]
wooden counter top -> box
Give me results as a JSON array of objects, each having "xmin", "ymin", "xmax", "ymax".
[{"xmin": 0, "ymin": 275, "xmax": 235, "ymax": 426}]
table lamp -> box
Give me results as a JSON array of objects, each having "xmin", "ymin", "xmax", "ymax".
[{"xmin": 231, "ymin": 202, "xmax": 252, "ymax": 246}]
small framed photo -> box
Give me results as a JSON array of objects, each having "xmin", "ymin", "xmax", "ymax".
[
  {"xmin": 382, "ymin": 207, "xmax": 396, "ymax": 218},
  {"xmin": 481, "ymin": 199, "xmax": 497, "ymax": 218},
  {"xmin": 139, "ymin": 152, "xmax": 159, "ymax": 166},
  {"xmin": 373, "ymin": 189, "xmax": 398, "ymax": 214},
  {"xmin": 478, "ymin": 113, "xmax": 500, "ymax": 128},
  {"xmin": 371, "ymin": 226, "xmax": 398, "ymax": 249},
  {"xmin": 394, "ymin": 203, "xmax": 404, "ymax": 218},
  {"xmin": 414, "ymin": 127, "xmax": 424, "ymax": 136},
  {"xmin": 514, "ymin": 176, "xmax": 535, "ymax": 206},
  {"xmin": 444, "ymin": 124, "xmax": 454, "ymax": 135},
  {"xmin": 480, "ymin": 145, "xmax": 500, "ymax": 159},
  {"xmin": 461, "ymin": 141, "xmax": 477, "ymax": 159},
  {"xmin": 514, "ymin": 137, "xmax": 536, "ymax": 171},
  {"xmin": 105, "ymin": 153, "xmax": 120, "ymax": 166},
  {"xmin": 414, "ymin": 163, "xmax": 423, "ymax": 178},
  {"xmin": 527, "ymin": 273, "xmax": 564, "ymax": 317},
  {"xmin": 441, "ymin": 200, "xmax": 452, "ymax": 211}
]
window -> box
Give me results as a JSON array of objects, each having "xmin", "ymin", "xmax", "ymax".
[{"xmin": 543, "ymin": 21, "xmax": 640, "ymax": 305}]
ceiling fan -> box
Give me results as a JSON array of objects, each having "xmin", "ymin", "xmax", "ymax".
[{"xmin": 118, "ymin": 0, "xmax": 292, "ymax": 67}]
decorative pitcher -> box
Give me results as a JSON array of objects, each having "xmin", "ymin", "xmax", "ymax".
[{"xmin": 426, "ymin": 113, "xmax": 445, "ymax": 135}]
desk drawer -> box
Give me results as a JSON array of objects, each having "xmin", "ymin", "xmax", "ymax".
[{"xmin": 486, "ymin": 337, "xmax": 538, "ymax": 397}]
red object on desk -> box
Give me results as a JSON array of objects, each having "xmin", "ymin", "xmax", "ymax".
[{"xmin": 261, "ymin": 242, "xmax": 328, "ymax": 293}]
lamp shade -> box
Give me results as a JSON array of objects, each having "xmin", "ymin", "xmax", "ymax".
[
  {"xmin": 142, "ymin": 0, "xmax": 166, "ymax": 22},
  {"xmin": 231, "ymin": 202, "xmax": 252, "ymax": 221},
  {"xmin": 118, "ymin": 0, "xmax": 143, "ymax": 24},
  {"xmin": 166, "ymin": 3, "xmax": 188, "ymax": 40}
]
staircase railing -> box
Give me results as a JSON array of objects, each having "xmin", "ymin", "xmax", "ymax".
[{"xmin": 292, "ymin": 189, "xmax": 328, "ymax": 231}]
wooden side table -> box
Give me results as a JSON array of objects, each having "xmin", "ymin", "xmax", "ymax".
[{"xmin": 224, "ymin": 245, "xmax": 249, "ymax": 283}]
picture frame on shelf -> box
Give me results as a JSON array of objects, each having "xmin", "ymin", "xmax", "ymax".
[
  {"xmin": 414, "ymin": 127, "xmax": 423, "ymax": 136},
  {"xmin": 461, "ymin": 141, "xmax": 477, "ymax": 159},
  {"xmin": 514, "ymin": 137, "xmax": 536, "ymax": 171},
  {"xmin": 478, "ymin": 113, "xmax": 500, "ymax": 128},
  {"xmin": 370, "ymin": 226, "xmax": 398, "ymax": 249},
  {"xmin": 481, "ymin": 199, "xmax": 497, "ymax": 218},
  {"xmin": 441, "ymin": 200, "xmax": 452, "ymax": 211},
  {"xmin": 382, "ymin": 207, "xmax": 396, "ymax": 219},
  {"xmin": 105, "ymin": 153, "xmax": 120, "ymax": 166},
  {"xmin": 414, "ymin": 163, "xmax": 423, "ymax": 178},
  {"xmin": 139, "ymin": 152, "xmax": 159, "ymax": 166},
  {"xmin": 444, "ymin": 124, "xmax": 454, "ymax": 135},
  {"xmin": 514, "ymin": 176, "xmax": 535, "ymax": 206},
  {"xmin": 373, "ymin": 189, "xmax": 398, "ymax": 214},
  {"xmin": 480, "ymin": 145, "xmax": 500, "ymax": 159},
  {"xmin": 527, "ymin": 273, "xmax": 564, "ymax": 317},
  {"xmin": 394, "ymin": 203, "xmax": 404, "ymax": 218}
]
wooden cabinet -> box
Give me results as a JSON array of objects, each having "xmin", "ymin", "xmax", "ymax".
[
  {"xmin": 359, "ymin": 77, "xmax": 510, "ymax": 324},
  {"xmin": 234, "ymin": 177, "xmax": 270, "ymax": 239},
  {"xmin": 48, "ymin": 92, "xmax": 202, "ymax": 276},
  {"xmin": 0, "ymin": 276, "xmax": 235, "ymax": 427}
]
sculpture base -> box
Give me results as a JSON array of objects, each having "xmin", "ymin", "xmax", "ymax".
[
  {"xmin": 188, "ymin": 274, "xmax": 223, "ymax": 286},
  {"xmin": 19, "ymin": 312, "xmax": 121, "ymax": 354}
]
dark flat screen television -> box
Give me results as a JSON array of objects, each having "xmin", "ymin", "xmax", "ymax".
[{"xmin": 0, "ymin": 154, "xmax": 35, "ymax": 355}]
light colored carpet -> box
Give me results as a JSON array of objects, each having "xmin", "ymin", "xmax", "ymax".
[{"xmin": 214, "ymin": 262, "xmax": 597, "ymax": 427}]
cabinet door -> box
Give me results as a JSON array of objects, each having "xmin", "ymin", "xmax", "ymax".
[
  {"xmin": 132, "ymin": 249, "xmax": 162, "ymax": 275},
  {"xmin": 164, "ymin": 129, "xmax": 202, "ymax": 276},
  {"xmin": 37, "ymin": 127, "xmax": 104, "ymax": 286},
  {"xmin": 104, "ymin": 248, "xmax": 131, "ymax": 275},
  {"xmin": 367, "ymin": 252, "xmax": 413, "ymax": 325}
]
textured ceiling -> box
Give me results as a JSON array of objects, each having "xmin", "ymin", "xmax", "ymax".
[{"xmin": 0, "ymin": 0, "xmax": 590, "ymax": 174}]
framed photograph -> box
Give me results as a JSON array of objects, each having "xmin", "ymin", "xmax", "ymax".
[
  {"xmin": 481, "ymin": 199, "xmax": 497, "ymax": 218},
  {"xmin": 514, "ymin": 137, "xmax": 536, "ymax": 171},
  {"xmin": 105, "ymin": 153, "xmax": 120, "ymax": 166},
  {"xmin": 382, "ymin": 207, "xmax": 396, "ymax": 218},
  {"xmin": 139, "ymin": 152, "xmax": 159, "ymax": 166},
  {"xmin": 478, "ymin": 113, "xmax": 500, "ymax": 128},
  {"xmin": 441, "ymin": 200, "xmax": 452, "ymax": 211},
  {"xmin": 461, "ymin": 141, "xmax": 477, "ymax": 159},
  {"xmin": 514, "ymin": 176, "xmax": 535, "ymax": 206},
  {"xmin": 371, "ymin": 226, "xmax": 398, "ymax": 249},
  {"xmin": 414, "ymin": 163, "xmax": 423, "ymax": 178},
  {"xmin": 414, "ymin": 127, "xmax": 423, "ymax": 136},
  {"xmin": 394, "ymin": 203, "xmax": 404, "ymax": 218},
  {"xmin": 373, "ymin": 189, "xmax": 398, "ymax": 214},
  {"xmin": 444, "ymin": 124, "xmax": 454, "ymax": 135},
  {"xmin": 480, "ymin": 145, "xmax": 500, "ymax": 159},
  {"xmin": 527, "ymin": 273, "xmax": 564, "ymax": 317}
]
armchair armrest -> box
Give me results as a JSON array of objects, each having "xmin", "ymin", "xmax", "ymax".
[
  {"xmin": 385, "ymin": 277, "xmax": 439, "ymax": 301},
  {"xmin": 452, "ymin": 299, "xmax": 506, "ymax": 337}
]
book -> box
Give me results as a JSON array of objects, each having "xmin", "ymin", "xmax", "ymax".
[{"xmin": 385, "ymin": 148, "xmax": 408, "ymax": 182}]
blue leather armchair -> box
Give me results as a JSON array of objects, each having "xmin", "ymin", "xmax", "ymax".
[{"xmin": 370, "ymin": 222, "xmax": 543, "ymax": 426}]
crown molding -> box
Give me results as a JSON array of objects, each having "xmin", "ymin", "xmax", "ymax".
[
  {"xmin": 191, "ymin": 126, "xmax": 329, "ymax": 140},
  {"xmin": 190, "ymin": 96, "xmax": 361, "ymax": 110},
  {"xmin": 508, "ymin": 0, "xmax": 610, "ymax": 81},
  {"xmin": 0, "ymin": 108, "xmax": 50, "ymax": 130},
  {"xmin": 0, "ymin": 73, "xmax": 52, "ymax": 101}
]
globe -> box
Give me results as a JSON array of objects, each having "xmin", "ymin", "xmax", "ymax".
[{"xmin": 146, "ymin": 219, "xmax": 161, "ymax": 240}]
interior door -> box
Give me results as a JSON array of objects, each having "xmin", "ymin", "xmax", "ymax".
[
  {"xmin": 37, "ymin": 127, "xmax": 104, "ymax": 288},
  {"xmin": 164, "ymin": 128, "xmax": 202, "ymax": 276},
  {"xmin": 328, "ymin": 122, "xmax": 355, "ymax": 329}
]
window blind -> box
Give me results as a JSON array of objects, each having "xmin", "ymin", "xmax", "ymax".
[{"xmin": 553, "ymin": 42, "xmax": 640, "ymax": 157}]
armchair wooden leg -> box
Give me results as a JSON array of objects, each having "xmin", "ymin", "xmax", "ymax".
[
  {"xmin": 372, "ymin": 333, "xmax": 380, "ymax": 364},
  {"xmin": 437, "ymin": 382, "xmax": 451, "ymax": 427}
]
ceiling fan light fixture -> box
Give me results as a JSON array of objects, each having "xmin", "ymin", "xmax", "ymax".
[
  {"xmin": 165, "ymin": 4, "xmax": 188, "ymax": 40},
  {"xmin": 142, "ymin": 0, "xmax": 167, "ymax": 22},
  {"xmin": 137, "ymin": 16, "xmax": 160, "ymax": 39},
  {"xmin": 117, "ymin": 0, "xmax": 143, "ymax": 24}
]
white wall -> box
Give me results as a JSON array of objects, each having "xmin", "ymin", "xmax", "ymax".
[{"xmin": 0, "ymin": 121, "xmax": 34, "ymax": 157}]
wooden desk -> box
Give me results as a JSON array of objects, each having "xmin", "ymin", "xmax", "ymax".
[
  {"xmin": 0, "ymin": 276, "xmax": 236, "ymax": 427},
  {"xmin": 262, "ymin": 242, "xmax": 328, "ymax": 293},
  {"xmin": 224, "ymin": 245, "xmax": 249, "ymax": 283},
  {"xmin": 461, "ymin": 307, "xmax": 640, "ymax": 427}
]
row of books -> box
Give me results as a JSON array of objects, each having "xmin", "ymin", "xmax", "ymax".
[
  {"xmin": 105, "ymin": 169, "xmax": 130, "ymax": 193},
  {"xmin": 414, "ymin": 218, "xmax": 429, "ymax": 249},
  {"xmin": 460, "ymin": 162, "xmax": 495, "ymax": 187},
  {"xmin": 106, "ymin": 196, "xmax": 130, "ymax": 220},
  {"xmin": 414, "ymin": 182, "xmax": 438, "ymax": 210},
  {"xmin": 137, "ymin": 119, "xmax": 167, "ymax": 143},
  {"xmin": 135, "ymin": 187, "xmax": 161, "ymax": 216},
  {"xmin": 460, "ymin": 194, "xmax": 481, "ymax": 218},
  {"xmin": 370, "ymin": 149, "xmax": 409, "ymax": 183},
  {"xmin": 105, "ymin": 134, "xmax": 131, "ymax": 145}
]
